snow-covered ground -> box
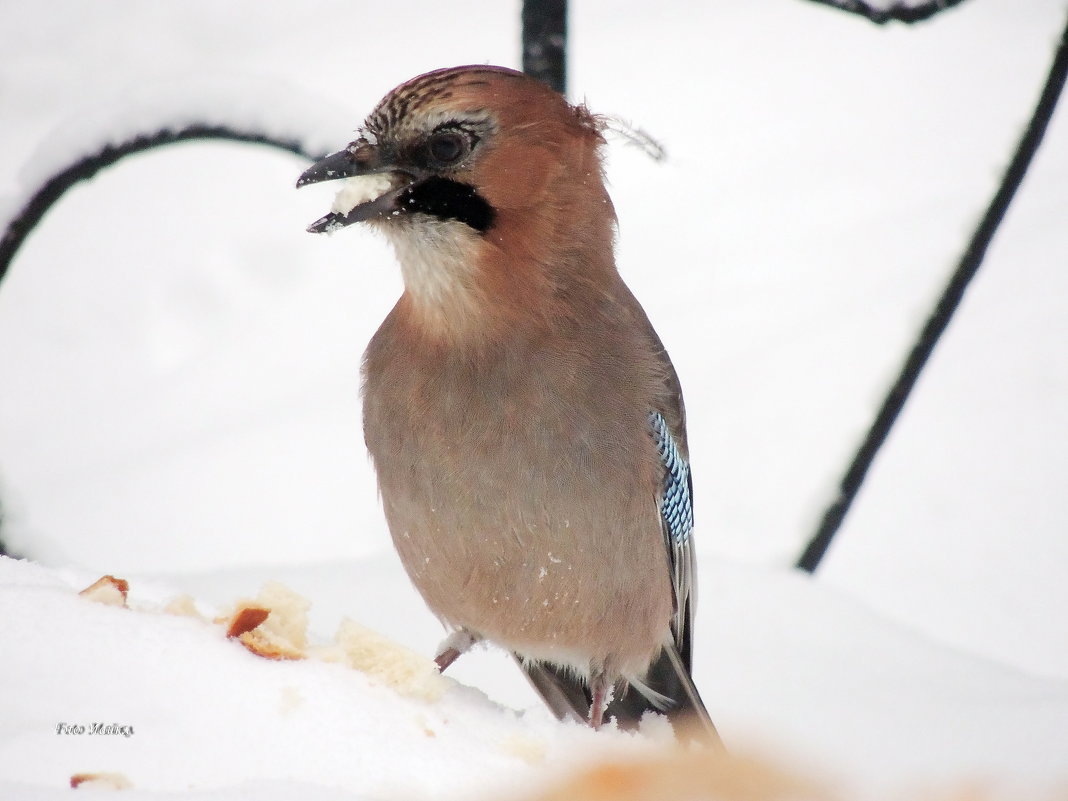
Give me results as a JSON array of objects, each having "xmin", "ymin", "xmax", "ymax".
[{"xmin": 1, "ymin": 2, "xmax": 1066, "ymax": 798}]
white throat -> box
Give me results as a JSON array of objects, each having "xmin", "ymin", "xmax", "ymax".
[{"xmin": 384, "ymin": 219, "xmax": 486, "ymax": 323}]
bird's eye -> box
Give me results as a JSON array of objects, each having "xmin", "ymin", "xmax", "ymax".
[{"xmin": 427, "ymin": 130, "xmax": 469, "ymax": 166}]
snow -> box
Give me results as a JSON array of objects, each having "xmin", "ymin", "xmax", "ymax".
[
  {"xmin": 3, "ymin": 554, "xmax": 1067, "ymax": 799},
  {"xmin": 0, "ymin": 556, "xmax": 673, "ymax": 800},
  {"xmin": 11, "ymin": 75, "xmax": 353, "ymax": 196},
  {"xmin": 2, "ymin": 1, "xmax": 1067, "ymax": 798}
]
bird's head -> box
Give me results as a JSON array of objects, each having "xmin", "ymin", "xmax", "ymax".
[{"xmin": 298, "ymin": 66, "xmax": 617, "ymax": 340}]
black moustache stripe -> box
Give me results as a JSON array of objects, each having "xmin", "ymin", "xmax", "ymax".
[{"xmin": 399, "ymin": 177, "xmax": 495, "ymax": 232}]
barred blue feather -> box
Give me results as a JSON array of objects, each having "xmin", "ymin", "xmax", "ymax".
[{"xmin": 649, "ymin": 411, "xmax": 694, "ymax": 545}]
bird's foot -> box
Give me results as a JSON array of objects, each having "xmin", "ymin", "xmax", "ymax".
[
  {"xmin": 433, "ymin": 629, "xmax": 479, "ymax": 673},
  {"xmin": 588, "ymin": 671, "xmax": 611, "ymax": 729}
]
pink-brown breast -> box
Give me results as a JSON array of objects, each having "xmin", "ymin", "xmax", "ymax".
[{"xmin": 362, "ymin": 279, "xmax": 677, "ymax": 675}]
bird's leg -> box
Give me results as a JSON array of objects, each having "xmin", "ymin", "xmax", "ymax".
[
  {"xmin": 433, "ymin": 628, "xmax": 479, "ymax": 673},
  {"xmin": 588, "ymin": 670, "xmax": 611, "ymax": 729}
]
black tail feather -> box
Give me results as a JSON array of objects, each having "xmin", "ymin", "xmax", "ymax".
[{"xmin": 517, "ymin": 643, "xmax": 722, "ymax": 746}]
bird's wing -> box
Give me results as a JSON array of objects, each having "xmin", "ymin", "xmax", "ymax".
[
  {"xmin": 518, "ymin": 326, "xmax": 717, "ymax": 738},
  {"xmin": 648, "ymin": 408, "xmax": 696, "ymax": 669},
  {"xmin": 636, "ymin": 303, "xmax": 696, "ymax": 671},
  {"xmin": 519, "ymin": 296, "xmax": 713, "ymax": 734},
  {"xmin": 637, "ymin": 327, "xmax": 720, "ymax": 739}
]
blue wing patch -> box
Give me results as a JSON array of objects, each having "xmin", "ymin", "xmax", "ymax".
[{"xmin": 649, "ymin": 411, "xmax": 694, "ymax": 545}]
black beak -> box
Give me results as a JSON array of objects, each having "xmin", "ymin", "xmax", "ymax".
[
  {"xmin": 297, "ymin": 142, "xmax": 418, "ymax": 233},
  {"xmin": 296, "ymin": 142, "xmax": 386, "ymax": 188}
]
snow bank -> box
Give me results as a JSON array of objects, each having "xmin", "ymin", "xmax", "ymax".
[
  {"xmin": 8, "ymin": 74, "xmax": 355, "ymax": 200},
  {"xmin": 4, "ymin": 554, "xmax": 1067, "ymax": 800},
  {"xmin": 0, "ymin": 556, "xmax": 661, "ymax": 800}
]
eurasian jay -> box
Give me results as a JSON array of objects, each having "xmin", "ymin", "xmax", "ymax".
[{"xmin": 297, "ymin": 65, "xmax": 719, "ymax": 740}]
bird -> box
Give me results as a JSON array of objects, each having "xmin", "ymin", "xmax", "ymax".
[{"xmin": 297, "ymin": 65, "xmax": 719, "ymax": 741}]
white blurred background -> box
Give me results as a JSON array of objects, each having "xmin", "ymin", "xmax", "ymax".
[{"xmin": 1, "ymin": 1, "xmax": 1066, "ymax": 792}]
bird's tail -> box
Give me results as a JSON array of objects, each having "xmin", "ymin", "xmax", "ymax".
[{"xmin": 517, "ymin": 643, "xmax": 722, "ymax": 746}]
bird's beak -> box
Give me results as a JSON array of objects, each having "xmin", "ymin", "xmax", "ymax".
[{"xmin": 296, "ymin": 142, "xmax": 416, "ymax": 233}]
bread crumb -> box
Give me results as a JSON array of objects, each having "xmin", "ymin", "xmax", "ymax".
[
  {"xmin": 70, "ymin": 771, "xmax": 132, "ymax": 790},
  {"xmin": 78, "ymin": 575, "xmax": 129, "ymax": 607},
  {"xmin": 218, "ymin": 582, "xmax": 309, "ymax": 661},
  {"xmin": 209, "ymin": 583, "xmax": 448, "ymax": 702},
  {"xmin": 237, "ymin": 629, "xmax": 304, "ymax": 661},
  {"xmin": 226, "ymin": 605, "xmax": 270, "ymax": 639},
  {"xmin": 278, "ymin": 685, "xmax": 304, "ymax": 714},
  {"xmin": 331, "ymin": 173, "xmax": 394, "ymax": 215},
  {"xmin": 333, "ymin": 617, "xmax": 446, "ymax": 701},
  {"xmin": 162, "ymin": 594, "xmax": 207, "ymax": 621},
  {"xmin": 501, "ymin": 733, "xmax": 547, "ymax": 765},
  {"xmin": 306, "ymin": 642, "xmax": 347, "ymax": 663},
  {"xmin": 249, "ymin": 581, "xmax": 310, "ymax": 651}
]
